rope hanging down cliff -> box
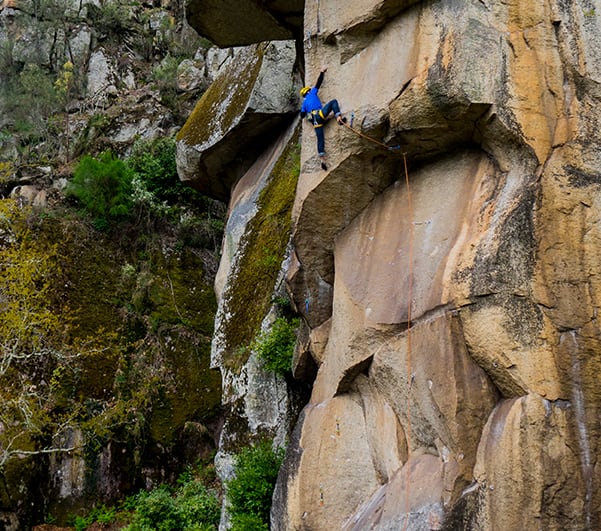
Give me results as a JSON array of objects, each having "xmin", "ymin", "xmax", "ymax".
[{"xmin": 402, "ymin": 151, "xmax": 414, "ymax": 531}]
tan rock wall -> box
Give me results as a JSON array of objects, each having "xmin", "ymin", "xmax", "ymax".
[
  {"xmin": 277, "ymin": 0, "xmax": 601, "ymax": 529},
  {"xmin": 180, "ymin": 0, "xmax": 601, "ymax": 528}
]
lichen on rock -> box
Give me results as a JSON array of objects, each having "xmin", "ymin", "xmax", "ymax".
[{"xmin": 176, "ymin": 40, "xmax": 299, "ymax": 202}]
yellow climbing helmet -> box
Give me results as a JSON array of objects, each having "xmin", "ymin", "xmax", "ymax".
[{"xmin": 300, "ymin": 86, "xmax": 311, "ymax": 97}]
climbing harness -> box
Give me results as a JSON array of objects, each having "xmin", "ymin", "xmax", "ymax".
[
  {"xmin": 341, "ymin": 119, "xmax": 401, "ymax": 152},
  {"xmin": 310, "ymin": 109, "xmax": 326, "ymax": 127}
]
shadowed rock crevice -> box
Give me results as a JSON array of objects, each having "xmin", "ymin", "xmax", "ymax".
[{"xmin": 186, "ymin": 0, "xmax": 304, "ymax": 47}]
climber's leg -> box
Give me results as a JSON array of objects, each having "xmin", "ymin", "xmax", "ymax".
[{"xmin": 322, "ymin": 99, "xmax": 347, "ymax": 124}]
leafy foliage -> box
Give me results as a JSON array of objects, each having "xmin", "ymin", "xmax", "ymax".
[
  {"xmin": 127, "ymin": 137, "xmax": 225, "ymax": 248},
  {"xmin": 0, "ymin": 63, "xmax": 63, "ymax": 162},
  {"xmin": 226, "ymin": 440, "xmax": 285, "ymax": 529},
  {"xmin": 66, "ymin": 151, "xmax": 134, "ymax": 229},
  {"xmin": 252, "ymin": 317, "xmax": 299, "ymax": 376},
  {"xmin": 88, "ymin": 1, "xmax": 132, "ymax": 38},
  {"xmin": 0, "ymin": 176, "xmax": 223, "ymax": 524},
  {"xmin": 123, "ymin": 473, "xmax": 220, "ymax": 531},
  {"xmin": 72, "ymin": 505, "xmax": 117, "ymax": 531},
  {"xmin": 152, "ymin": 55, "xmax": 182, "ymax": 112},
  {"xmin": 128, "ymin": 137, "xmax": 195, "ymax": 205}
]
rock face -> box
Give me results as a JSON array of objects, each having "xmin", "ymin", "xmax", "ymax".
[
  {"xmin": 182, "ymin": 0, "xmax": 601, "ymax": 529},
  {"xmin": 0, "ymin": 0, "xmax": 213, "ymax": 166},
  {"xmin": 176, "ymin": 40, "xmax": 299, "ymax": 202}
]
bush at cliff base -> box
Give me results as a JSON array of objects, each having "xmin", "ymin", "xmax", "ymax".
[
  {"xmin": 122, "ymin": 480, "xmax": 220, "ymax": 530},
  {"xmin": 226, "ymin": 440, "xmax": 285, "ymax": 530}
]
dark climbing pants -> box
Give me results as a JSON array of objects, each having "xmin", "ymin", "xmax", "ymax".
[{"xmin": 314, "ymin": 99, "xmax": 341, "ymax": 156}]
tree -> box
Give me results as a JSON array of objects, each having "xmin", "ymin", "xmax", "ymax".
[{"xmin": 0, "ymin": 200, "xmax": 81, "ymax": 472}]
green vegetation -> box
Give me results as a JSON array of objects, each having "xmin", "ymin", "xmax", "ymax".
[
  {"xmin": 0, "ymin": 63, "xmax": 64, "ymax": 162},
  {"xmin": 66, "ymin": 150, "xmax": 134, "ymax": 229},
  {"xmin": 226, "ymin": 440, "xmax": 285, "ymax": 530},
  {"xmin": 71, "ymin": 505, "xmax": 118, "ymax": 531},
  {"xmin": 0, "ymin": 135, "xmax": 225, "ymax": 525},
  {"xmin": 220, "ymin": 127, "xmax": 301, "ymax": 371},
  {"xmin": 129, "ymin": 136, "xmax": 196, "ymax": 205},
  {"xmin": 252, "ymin": 317, "xmax": 299, "ymax": 376},
  {"xmin": 0, "ymin": 0, "xmax": 209, "ymax": 168},
  {"xmin": 66, "ymin": 137, "xmax": 225, "ymax": 239},
  {"xmin": 68, "ymin": 462, "xmax": 220, "ymax": 530},
  {"xmin": 88, "ymin": 0, "xmax": 132, "ymax": 38},
  {"xmin": 152, "ymin": 55, "xmax": 183, "ymax": 114},
  {"xmin": 124, "ymin": 480, "xmax": 220, "ymax": 531}
]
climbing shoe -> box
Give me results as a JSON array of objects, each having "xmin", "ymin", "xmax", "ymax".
[
  {"xmin": 321, "ymin": 161, "xmax": 328, "ymax": 171},
  {"xmin": 337, "ymin": 116, "xmax": 347, "ymax": 125}
]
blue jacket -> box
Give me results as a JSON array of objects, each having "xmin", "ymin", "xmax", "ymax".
[
  {"xmin": 301, "ymin": 87, "xmax": 322, "ymax": 114},
  {"xmin": 300, "ymin": 72, "xmax": 325, "ymax": 117}
]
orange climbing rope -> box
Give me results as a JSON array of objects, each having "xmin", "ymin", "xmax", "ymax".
[{"xmin": 402, "ymin": 152, "xmax": 414, "ymax": 531}]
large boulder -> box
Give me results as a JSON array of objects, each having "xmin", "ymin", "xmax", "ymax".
[
  {"xmin": 201, "ymin": 0, "xmax": 601, "ymax": 529},
  {"xmin": 276, "ymin": 0, "xmax": 601, "ymax": 529},
  {"xmin": 176, "ymin": 40, "xmax": 299, "ymax": 202}
]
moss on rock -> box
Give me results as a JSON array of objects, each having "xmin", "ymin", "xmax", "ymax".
[
  {"xmin": 220, "ymin": 124, "xmax": 301, "ymax": 370},
  {"xmin": 177, "ymin": 43, "xmax": 267, "ymax": 148},
  {"xmin": 0, "ymin": 196, "xmax": 223, "ymax": 524}
]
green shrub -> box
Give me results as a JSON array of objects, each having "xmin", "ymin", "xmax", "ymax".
[
  {"xmin": 252, "ymin": 317, "xmax": 299, "ymax": 376},
  {"xmin": 226, "ymin": 440, "xmax": 285, "ymax": 529},
  {"xmin": 152, "ymin": 56, "xmax": 182, "ymax": 112},
  {"xmin": 126, "ymin": 136, "xmax": 225, "ymax": 249},
  {"xmin": 176, "ymin": 480, "xmax": 221, "ymax": 527},
  {"xmin": 67, "ymin": 151, "xmax": 133, "ymax": 229},
  {"xmin": 230, "ymin": 513, "xmax": 269, "ymax": 531},
  {"xmin": 71, "ymin": 505, "xmax": 117, "ymax": 531},
  {"xmin": 127, "ymin": 486, "xmax": 181, "ymax": 531},
  {"xmin": 124, "ymin": 475, "xmax": 220, "ymax": 531},
  {"xmin": 89, "ymin": 1, "xmax": 131, "ymax": 37},
  {"xmin": 128, "ymin": 137, "xmax": 193, "ymax": 204}
]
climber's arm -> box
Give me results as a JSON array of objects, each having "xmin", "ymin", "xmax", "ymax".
[{"xmin": 315, "ymin": 67, "xmax": 326, "ymax": 90}]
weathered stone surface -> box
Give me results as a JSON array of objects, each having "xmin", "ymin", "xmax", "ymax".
[
  {"xmin": 472, "ymin": 394, "xmax": 594, "ymax": 530},
  {"xmin": 343, "ymin": 454, "xmax": 446, "ymax": 531},
  {"xmin": 272, "ymin": 0, "xmax": 601, "ymax": 530},
  {"xmin": 176, "ymin": 58, "xmax": 206, "ymax": 92},
  {"xmin": 205, "ymin": 0, "xmax": 601, "ymax": 529},
  {"xmin": 176, "ymin": 40, "xmax": 298, "ymax": 202},
  {"xmin": 273, "ymin": 394, "xmax": 383, "ymax": 531},
  {"xmin": 208, "ymin": 120, "xmax": 307, "ymax": 527},
  {"xmin": 186, "ymin": 0, "xmax": 303, "ymax": 47}
]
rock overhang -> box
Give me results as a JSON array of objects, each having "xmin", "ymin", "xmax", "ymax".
[
  {"xmin": 185, "ymin": 0, "xmax": 304, "ymax": 47},
  {"xmin": 176, "ymin": 40, "xmax": 299, "ymax": 202}
]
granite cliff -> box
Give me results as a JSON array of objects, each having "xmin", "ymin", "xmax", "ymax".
[{"xmin": 178, "ymin": 0, "xmax": 601, "ymax": 529}]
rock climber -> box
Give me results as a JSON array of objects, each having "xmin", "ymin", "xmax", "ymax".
[{"xmin": 300, "ymin": 66, "xmax": 346, "ymax": 170}]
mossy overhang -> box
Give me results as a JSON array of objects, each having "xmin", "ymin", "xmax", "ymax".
[
  {"xmin": 185, "ymin": 0, "xmax": 304, "ymax": 47},
  {"xmin": 176, "ymin": 41, "xmax": 299, "ymax": 202}
]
